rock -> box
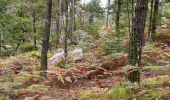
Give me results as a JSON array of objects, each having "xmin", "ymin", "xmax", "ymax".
[
  {"xmin": 74, "ymin": 30, "xmax": 88, "ymax": 44},
  {"xmin": 49, "ymin": 48, "xmax": 84, "ymax": 66},
  {"xmin": 70, "ymin": 48, "xmax": 84, "ymax": 62},
  {"xmin": 48, "ymin": 49, "xmax": 64, "ymax": 65}
]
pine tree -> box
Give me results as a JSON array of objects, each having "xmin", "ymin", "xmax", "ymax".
[{"xmin": 128, "ymin": 0, "xmax": 148, "ymax": 83}]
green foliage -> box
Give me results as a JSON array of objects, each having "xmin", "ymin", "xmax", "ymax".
[
  {"xmin": 79, "ymin": 90, "xmax": 94, "ymax": 100},
  {"xmin": 98, "ymin": 33, "xmax": 126, "ymax": 54},
  {"xmin": 165, "ymin": 3, "xmax": 170, "ymax": 18},
  {"xmin": 142, "ymin": 75, "xmax": 170, "ymax": 88},
  {"xmin": 143, "ymin": 90, "xmax": 161, "ymax": 100},
  {"xmin": 18, "ymin": 43, "xmax": 37, "ymax": 53},
  {"xmin": 106, "ymin": 84, "xmax": 129, "ymax": 100},
  {"xmin": 143, "ymin": 42, "xmax": 158, "ymax": 51},
  {"xmin": 165, "ymin": 29, "xmax": 170, "ymax": 35},
  {"xmin": 57, "ymin": 75, "xmax": 65, "ymax": 84},
  {"xmin": 1, "ymin": 49, "xmax": 15, "ymax": 56},
  {"xmin": 27, "ymin": 84, "xmax": 50, "ymax": 93},
  {"xmin": 143, "ymin": 66, "xmax": 164, "ymax": 70},
  {"xmin": 26, "ymin": 51, "xmax": 40, "ymax": 58},
  {"xmin": 0, "ymin": 82, "xmax": 23, "ymax": 99},
  {"xmin": 84, "ymin": 0, "xmax": 104, "ymax": 19},
  {"xmin": 85, "ymin": 20, "xmax": 103, "ymax": 36}
]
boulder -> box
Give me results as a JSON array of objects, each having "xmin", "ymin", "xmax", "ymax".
[
  {"xmin": 48, "ymin": 49, "xmax": 64, "ymax": 65},
  {"xmin": 70, "ymin": 48, "xmax": 84, "ymax": 62},
  {"xmin": 49, "ymin": 48, "xmax": 84, "ymax": 66}
]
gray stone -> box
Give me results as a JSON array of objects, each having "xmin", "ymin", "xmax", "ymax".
[
  {"xmin": 70, "ymin": 48, "xmax": 84, "ymax": 62},
  {"xmin": 49, "ymin": 48, "xmax": 84, "ymax": 66},
  {"xmin": 48, "ymin": 49, "xmax": 64, "ymax": 65}
]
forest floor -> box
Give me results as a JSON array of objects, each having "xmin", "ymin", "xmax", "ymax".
[{"xmin": 1, "ymin": 21, "xmax": 170, "ymax": 100}]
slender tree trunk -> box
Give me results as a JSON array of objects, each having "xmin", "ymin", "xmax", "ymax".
[
  {"xmin": 160, "ymin": 0, "xmax": 164, "ymax": 24},
  {"xmin": 151, "ymin": 0, "xmax": 159, "ymax": 41},
  {"xmin": 33, "ymin": 7, "xmax": 37, "ymax": 48},
  {"xmin": 106, "ymin": 0, "xmax": 110, "ymax": 29},
  {"xmin": 64, "ymin": 0, "xmax": 69, "ymax": 67},
  {"xmin": 74, "ymin": 0, "xmax": 76, "ymax": 31},
  {"xmin": 115, "ymin": 0, "xmax": 121, "ymax": 33},
  {"xmin": 148, "ymin": 0, "xmax": 154, "ymax": 39},
  {"xmin": 69, "ymin": 0, "xmax": 77, "ymax": 44},
  {"xmin": 126, "ymin": 0, "xmax": 131, "ymax": 35},
  {"xmin": 56, "ymin": 0, "xmax": 61, "ymax": 48},
  {"xmin": 132, "ymin": 0, "xmax": 134, "ymax": 20},
  {"xmin": 40, "ymin": 0, "xmax": 52, "ymax": 78},
  {"xmin": 128, "ymin": 0, "xmax": 148, "ymax": 83}
]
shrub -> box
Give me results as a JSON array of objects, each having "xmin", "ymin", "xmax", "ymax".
[
  {"xmin": 84, "ymin": 20, "xmax": 103, "ymax": 38},
  {"xmin": 97, "ymin": 33, "xmax": 126, "ymax": 54},
  {"xmin": 1, "ymin": 50, "xmax": 15, "ymax": 56},
  {"xmin": 18, "ymin": 43, "xmax": 38, "ymax": 53},
  {"xmin": 26, "ymin": 51, "xmax": 40, "ymax": 58}
]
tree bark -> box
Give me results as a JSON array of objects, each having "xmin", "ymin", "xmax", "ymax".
[
  {"xmin": 106, "ymin": 0, "xmax": 110, "ymax": 29},
  {"xmin": 148, "ymin": 0, "xmax": 154, "ymax": 39},
  {"xmin": 64, "ymin": 0, "xmax": 69, "ymax": 67},
  {"xmin": 126, "ymin": 0, "xmax": 131, "ymax": 35},
  {"xmin": 160, "ymin": 0, "xmax": 164, "ymax": 24},
  {"xmin": 128, "ymin": 0, "xmax": 148, "ymax": 83},
  {"xmin": 40, "ymin": 0, "xmax": 52, "ymax": 78},
  {"xmin": 115, "ymin": 0, "xmax": 121, "ymax": 33},
  {"xmin": 32, "ymin": 3, "xmax": 37, "ymax": 48},
  {"xmin": 56, "ymin": 0, "xmax": 61, "ymax": 48},
  {"xmin": 151, "ymin": 0, "xmax": 159, "ymax": 41},
  {"xmin": 69, "ymin": 0, "xmax": 77, "ymax": 45}
]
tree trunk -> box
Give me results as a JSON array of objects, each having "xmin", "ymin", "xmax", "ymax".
[
  {"xmin": 151, "ymin": 0, "xmax": 159, "ymax": 41},
  {"xmin": 69, "ymin": 0, "xmax": 77, "ymax": 45},
  {"xmin": 128, "ymin": 0, "xmax": 148, "ymax": 83},
  {"xmin": 56, "ymin": 0, "xmax": 61, "ymax": 48},
  {"xmin": 160, "ymin": 0, "xmax": 164, "ymax": 24},
  {"xmin": 40, "ymin": 0, "xmax": 52, "ymax": 78},
  {"xmin": 64, "ymin": 0, "xmax": 69, "ymax": 67},
  {"xmin": 74, "ymin": 0, "xmax": 76, "ymax": 31},
  {"xmin": 32, "ymin": 6, "xmax": 37, "ymax": 48},
  {"xmin": 126, "ymin": 0, "xmax": 131, "ymax": 35},
  {"xmin": 106, "ymin": 0, "xmax": 110, "ymax": 29},
  {"xmin": 115, "ymin": 0, "xmax": 121, "ymax": 33},
  {"xmin": 148, "ymin": 0, "xmax": 154, "ymax": 39}
]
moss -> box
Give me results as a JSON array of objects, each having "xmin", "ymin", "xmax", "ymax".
[{"xmin": 18, "ymin": 43, "xmax": 38, "ymax": 53}]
